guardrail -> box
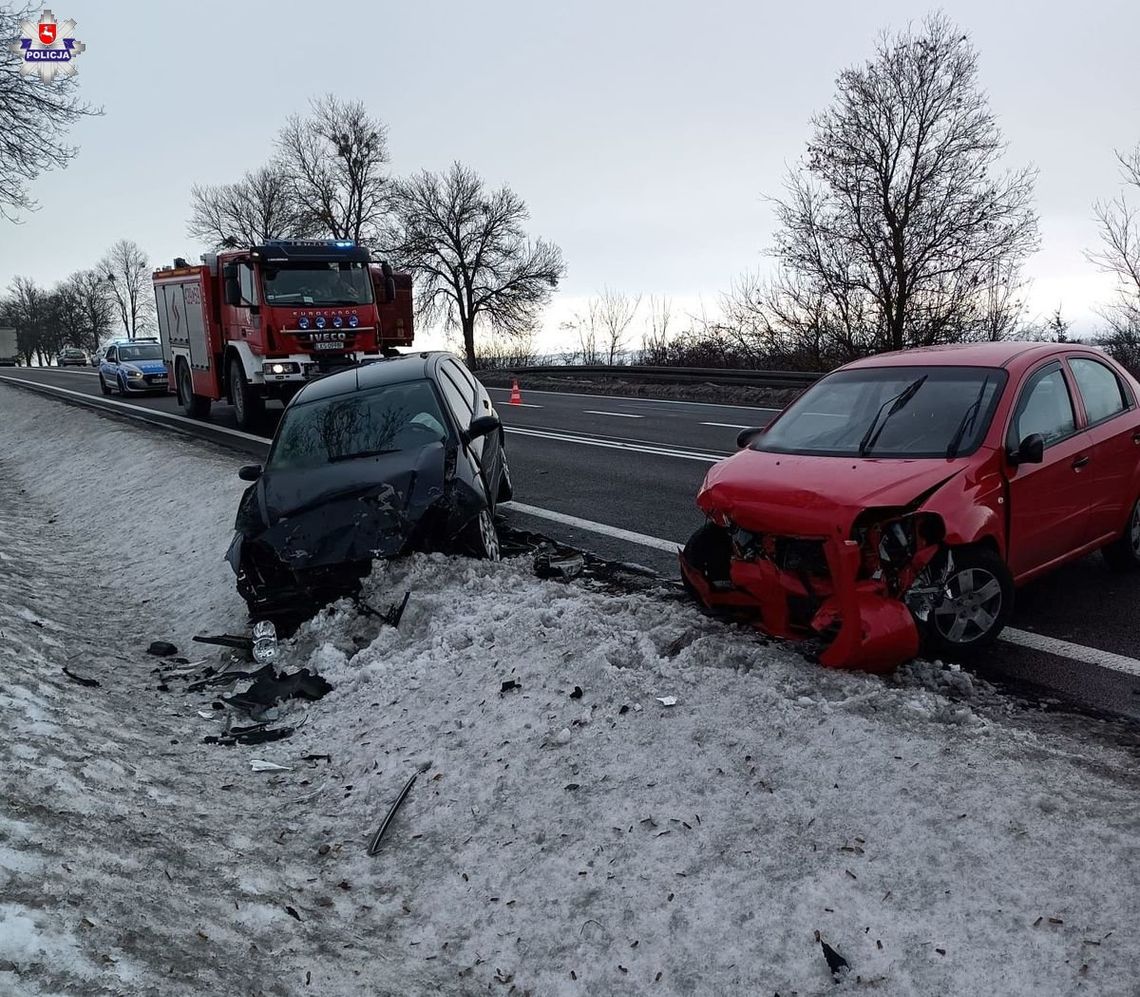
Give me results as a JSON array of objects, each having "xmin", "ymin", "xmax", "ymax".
[{"xmin": 484, "ymin": 364, "xmax": 823, "ymax": 389}]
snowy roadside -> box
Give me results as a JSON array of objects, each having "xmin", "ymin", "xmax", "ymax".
[{"xmin": 1, "ymin": 383, "xmax": 1138, "ymax": 996}]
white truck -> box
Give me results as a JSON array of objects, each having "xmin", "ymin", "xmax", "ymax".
[{"xmin": 0, "ymin": 328, "xmax": 19, "ymax": 366}]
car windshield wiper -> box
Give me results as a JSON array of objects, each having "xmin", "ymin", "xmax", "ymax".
[
  {"xmin": 857, "ymin": 375, "xmax": 928, "ymax": 457},
  {"xmin": 945, "ymin": 376, "xmax": 991, "ymax": 458},
  {"xmin": 327, "ymin": 447, "xmax": 399, "ymax": 463}
]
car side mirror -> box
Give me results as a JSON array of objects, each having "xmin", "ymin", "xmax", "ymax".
[
  {"xmin": 238, "ymin": 464, "xmax": 262, "ymax": 482},
  {"xmin": 1009, "ymin": 433, "xmax": 1044, "ymax": 466},
  {"xmin": 463, "ymin": 415, "xmax": 501, "ymax": 444},
  {"xmin": 736, "ymin": 426, "xmax": 768, "ymax": 449}
]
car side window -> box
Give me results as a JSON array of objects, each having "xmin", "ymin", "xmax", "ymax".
[
  {"xmin": 444, "ymin": 360, "xmax": 479, "ymax": 406},
  {"xmin": 1008, "ymin": 366, "xmax": 1076, "ymax": 449},
  {"xmin": 105, "ymin": 347, "xmax": 116, "ymax": 363},
  {"xmin": 1069, "ymin": 358, "xmax": 1128, "ymax": 425},
  {"xmin": 239, "ymin": 263, "xmax": 259, "ymax": 306},
  {"xmin": 437, "ymin": 369, "xmax": 474, "ymax": 426}
]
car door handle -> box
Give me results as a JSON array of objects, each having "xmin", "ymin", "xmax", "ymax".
[{"xmin": 1071, "ymin": 455, "xmax": 1090, "ymax": 469}]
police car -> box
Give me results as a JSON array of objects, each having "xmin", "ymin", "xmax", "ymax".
[{"xmin": 98, "ymin": 338, "xmax": 169, "ymax": 395}]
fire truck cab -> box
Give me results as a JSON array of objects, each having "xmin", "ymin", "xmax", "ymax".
[{"xmin": 153, "ymin": 239, "xmax": 413, "ymax": 429}]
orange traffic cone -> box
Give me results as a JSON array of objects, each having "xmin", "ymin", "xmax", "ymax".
[{"xmin": 509, "ymin": 378, "xmax": 522, "ymax": 405}]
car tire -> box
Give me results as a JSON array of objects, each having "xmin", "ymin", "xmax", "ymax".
[
  {"xmin": 1102, "ymin": 497, "xmax": 1140, "ymax": 572},
  {"xmin": 99, "ymin": 373, "xmax": 111, "ymax": 396},
  {"xmin": 229, "ymin": 356, "xmax": 264, "ymax": 431},
  {"xmin": 464, "ymin": 508, "xmax": 501, "ymax": 561},
  {"xmin": 177, "ymin": 360, "xmax": 212, "ymax": 419},
  {"xmin": 925, "ymin": 546, "xmax": 1013, "ymax": 657}
]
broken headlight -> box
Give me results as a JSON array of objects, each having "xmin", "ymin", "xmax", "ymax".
[{"xmin": 864, "ymin": 513, "xmax": 946, "ymax": 568}]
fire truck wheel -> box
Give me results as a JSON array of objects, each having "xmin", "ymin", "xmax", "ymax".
[
  {"xmin": 177, "ymin": 361, "xmax": 211, "ymax": 419},
  {"xmin": 229, "ymin": 356, "xmax": 264, "ymax": 430}
]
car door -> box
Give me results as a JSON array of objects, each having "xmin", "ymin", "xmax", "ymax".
[
  {"xmin": 101, "ymin": 346, "xmax": 117, "ymax": 385},
  {"xmin": 1004, "ymin": 361, "xmax": 1096, "ymax": 579},
  {"xmin": 1066, "ymin": 354, "xmax": 1140, "ymax": 544},
  {"xmin": 438, "ymin": 360, "xmax": 502, "ymax": 503}
]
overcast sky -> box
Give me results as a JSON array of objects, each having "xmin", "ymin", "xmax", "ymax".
[{"xmin": 2, "ymin": 0, "xmax": 1138, "ymax": 348}]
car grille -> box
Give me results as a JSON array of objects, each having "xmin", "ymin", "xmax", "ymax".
[{"xmin": 734, "ymin": 529, "xmax": 830, "ymax": 577}]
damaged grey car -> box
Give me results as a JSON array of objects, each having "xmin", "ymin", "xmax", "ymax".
[{"xmin": 227, "ymin": 352, "xmax": 512, "ymax": 618}]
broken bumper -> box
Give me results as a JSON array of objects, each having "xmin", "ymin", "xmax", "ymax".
[{"xmin": 680, "ymin": 535, "xmax": 919, "ymax": 673}]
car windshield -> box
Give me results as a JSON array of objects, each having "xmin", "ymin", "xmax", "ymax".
[
  {"xmin": 756, "ymin": 365, "xmax": 1007, "ymax": 458},
  {"xmin": 268, "ymin": 378, "xmax": 450, "ymax": 471},
  {"xmin": 118, "ymin": 344, "xmax": 163, "ymax": 361},
  {"xmin": 261, "ymin": 262, "xmax": 374, "ymax": 306}
]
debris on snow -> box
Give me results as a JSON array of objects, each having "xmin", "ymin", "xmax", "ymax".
[
  {"xmin": 656, "ymin": 696, "xmax": 677, "ymax": 707},
  {"xmin": 62, "ymin": 666, "xmax": 100, "ymax": 688},
  {"xmin": 367, "ymin": 772, "xmax": 418, "ymax": 856},
  {"xmin": 147, "ymin": 640, "xmax": 178, "ymax": 657},
  {"xmin": 816, "ymin": 931, "xmax": 850, "ymax": 979},
  {"xmin": 249, "ymin": 759, "xmax": 292, "ymax": 772},
  {"xmin": 500, "ymin": 679, "xmax": 521, "ymax": 695}
]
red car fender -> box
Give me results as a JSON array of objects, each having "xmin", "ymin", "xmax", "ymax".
[{"xmin": 920, "ymin": 449, "xmax": 1007, "ymax": 552}]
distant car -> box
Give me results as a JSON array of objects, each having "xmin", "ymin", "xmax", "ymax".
[
  {"xmin": 227, "ymin": 351, "xmax": 513, "ymax": 618},
  {"xmin": 57, "ymin": 348, "xmax": 88, "ymax": 367},
  {"xmin": 98, "ymin": 339, "xmax": 168, "ymax": 395},
  {"xmin": 90, "ymin": 348, "xmax": 105, "ymax": 367},
  {"xmin": 681, "ymin": 342, "xmax": 1140, "ymax": 672}
]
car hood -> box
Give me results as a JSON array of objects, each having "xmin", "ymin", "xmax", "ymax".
[
  {"xmin": 234, "ymin": 442, "xmax": 460, "ymax": 568},
  {"xmin": 698, "ymin": 448, "xmax": 967, "ymax": 536}
]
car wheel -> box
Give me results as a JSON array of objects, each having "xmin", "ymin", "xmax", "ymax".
[
  {"xmin": 178, "ymin": 360, "xmax": 211, "ymax": 419},
  {"xmin": 465, "ymin": 508, "xmax": 501, "ymax": 561},
  {"xmin": 1103, "ymin": 498, "xmax": 1140, "ymax": 572},
  {"xmin": 229, "ymin": 356, "xmax": 264, "ymax": 431},
  {"xmin": 926, "ymin": 547, "xmax": 1013, "ymax": 656},
  {"xmin": 496, "ymin": 446, "xmax": 514, "ymax": 503},
  {"xmin": 99, "ymin": 373, "xmax": 111, "ymax": 396}
]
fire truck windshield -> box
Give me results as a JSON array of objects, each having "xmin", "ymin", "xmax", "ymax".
[{"xmin": 261, "ymin": 262, "xmax": 374, "ymax": 307}]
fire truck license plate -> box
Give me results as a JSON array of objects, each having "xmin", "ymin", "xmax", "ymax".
[{"xmin": 313, "ymin": 342, "xmax": 342, "ymax": 350}]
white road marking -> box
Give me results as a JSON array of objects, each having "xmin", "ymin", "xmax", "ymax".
[
  {"xmin": 502, "ymin": 501, "xmax": 682, "ymax": 554},
  {"xmin": 504, "ymin": 402, "xmax": 544, "ymax": 408},
  {"xmin": 0, "ymin": 375, "xmax": 269, "ymax": 443},
  {"xmin": 505, "ymin": 425, "xmax": 723, "ymax": 462},
  {"xmin": 486, "ymin": 384, "xmax": 781, "ymax": 414},
  {"xmin": 1000, "ymin": 627, "xmax": 1140, "ymax": 678},
  {"xmin": 701, "ymin": 422, "xmax": 752, "ymax": 429},
  {"xmin": 584, "ymin": 410, "xmax": 644, "ymax": 419}
]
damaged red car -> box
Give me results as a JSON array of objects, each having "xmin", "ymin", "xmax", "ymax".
[{"xmin": 680, "ymin": 343, "xmax": 1140, "ymax": 671}]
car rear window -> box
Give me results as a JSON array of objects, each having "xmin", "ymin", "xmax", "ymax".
[
  {"xmin": 1069, "ymin": 357, "xmax": 1129, "ymax": 425},
  {"xmin": 268, "ymin": 378, "xmax": 450, "ymax": 470}
]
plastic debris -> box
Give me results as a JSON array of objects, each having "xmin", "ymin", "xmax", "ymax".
[
  {"xmin": 656, "ymin": 696, "xmax": 677, "ymax": 707},
  {"xmin": 816, "ymin": 931, "xmax": 850, "ymax": 979},
  {"xmin": 355, "ymin": 591, "xmax": 411, "ymax": 628},
  {"xmin": 501, "ymin": 679, "xmax": 521, "ymax": 694},
  {"xmin": 62, "ymin": 667, "xmax": 100, "ymax": 688},
  {"xmin": 367, "ymin": 772, "xmax": 418, "ymax": 855},
  {"xmin": 249, "ymin": 759, "xmax": 292, "ymax": 772},
  {"xmin": 147, "ymin": 641, "xmax": 178, "ymax": 657}
]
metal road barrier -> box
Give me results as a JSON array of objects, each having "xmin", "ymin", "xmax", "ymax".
[{"xmin": 484, "ymin": 364, "xmax": 823, "ymax": 389}]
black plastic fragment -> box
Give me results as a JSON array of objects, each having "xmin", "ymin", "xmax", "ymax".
[
  {"xmin": 500, "ymin": 679, "xmax": 521, "ymax": 694},
  {"xmin": 193, "ymin": 633, "xmax": 254, "ymax": 652},
  {"xmin": 223, "ymin": 668, "xmax": 332, "ymax": 713},
  {"xmin": 204, "ymin": 725, "xmax": 295, "ymax": 747},
  {"xmin": 355, "ymin": 591, "xmax": 411, "ymax": 628},
  {"xmin": 820, "ymin": 938, "xmax": 849, "ymax": 978},
  {"xmin": 570, "ymin": 686, "xmax": 583, "ymax": 700},
  {"xmin": 62, "ymin": 667, "xmax": 100, "ymax": 688},
  {"xmin": 147, "ymin": 641, "xmax": 178, "ymax": 657},
  {"xmin": 367, "ymin": 772, "xmax": 418, "ymax": 855}
]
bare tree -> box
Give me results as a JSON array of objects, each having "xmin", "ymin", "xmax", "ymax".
[
  {"xmin": 188, "ymin": 166, "xmax": 310, "ymax": 248},
  {"xmin": 3, "ymin": 275, "xmax": 56, "ymax": 362},
  {"xmin": 386, "ymin": 162, "xmax": 567, "ymax": 366},
  {"xmin": 99, "ymin": 239, "xmax": 154, "ymax": 339},
  {"xmin": 561, "ymin": 299, "xmax": 602, "ymax": 364},
  {"xmin": 772, "ymin": 13, "xmax": 1038, "ymax": 355},
  {"xmin": 0, "ymin": 4, "xmax": 100, "ymax": 220},
  {"xmin": 594, "ymin": 287, "xmax": 641, "ymax": 364},
  {"xmin": 276, "ymin": 95, "xmax": 390, "ymax": 244},
  {"xmin": 640, "ymin": 295, "xmax": 673, "ymax": 362},
  {"xmin": 1088, "ymin": 145, "xmax": 1140, "ymax": 335},
  {"xmin": 57, "ymin": 269, "xmax": 115, "ymax": 349}
]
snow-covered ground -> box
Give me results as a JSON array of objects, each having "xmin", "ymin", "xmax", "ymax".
[{"xmin": 1, "ymin": 383, "xmax": 1138, "ymax": 996}]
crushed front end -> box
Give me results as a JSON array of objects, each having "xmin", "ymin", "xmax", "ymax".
[{"xmin": 681, "ymin": 498, "xmax": 949, "ymax": 673}]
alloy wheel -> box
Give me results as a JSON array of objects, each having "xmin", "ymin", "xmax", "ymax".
[
  {"xmin": 478, "ymin": 509, "xmax": 501, "ymax": 561},
  {"xmin": 1129, "ymin": 501, "xmax": 1140, "ymax": 557},
  {"xmin": 932, "ymin": 567, "xmax": 1004, "ymax": 645}
]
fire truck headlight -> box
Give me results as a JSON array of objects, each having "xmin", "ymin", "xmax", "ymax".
[
  {"xmin": 348, "ymin": 314, "xmax": 359, "ymax": 328},
  {"xmin": 264, "ymin": 362, "xmax": 299, "ymax": 376}
]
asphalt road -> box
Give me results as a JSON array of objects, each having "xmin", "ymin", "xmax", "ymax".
[{"xmin": 4, "ymin": 365, "xmax": 1140, "ymax": 721}]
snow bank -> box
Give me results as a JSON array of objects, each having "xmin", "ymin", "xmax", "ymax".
[{"xmin": 1, "ymin": 384, "xmax": 1138, "ymax": 996}]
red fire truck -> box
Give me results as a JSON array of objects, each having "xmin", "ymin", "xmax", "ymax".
[{"xmin": 152, "ymin": 240, "xmax": 413, "ymax": 429}]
